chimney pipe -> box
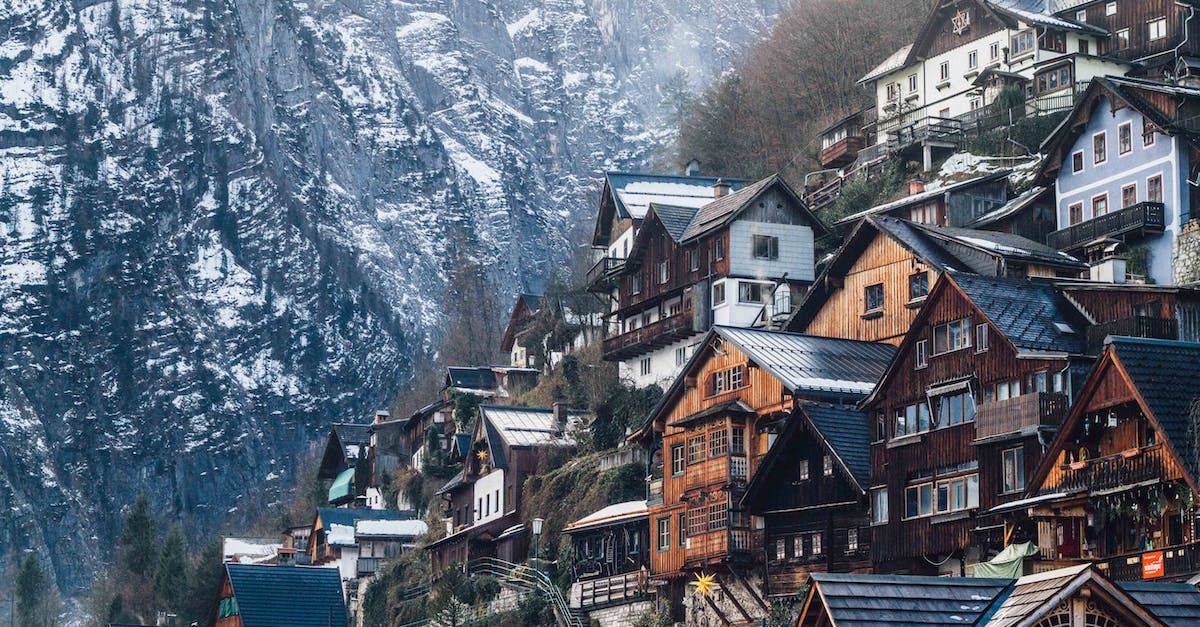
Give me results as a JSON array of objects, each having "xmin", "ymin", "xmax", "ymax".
[
  {"xmin": 909, "ymin": 177, "xmax": 926, "ymax": 196},
  {"xmin": 552, "ymin": 401, "xmax": 567, "ymax": 437},
  {"xmin": 375, "ymin": 410, "xmax": 390, "ymax": 424},
  {"xmin": 713, "ymin": 178, "xmax": 732, "ymax": 198},
  {"xmin": 685, "ymin": 159, "xmax": 700, "ymax": 176}
]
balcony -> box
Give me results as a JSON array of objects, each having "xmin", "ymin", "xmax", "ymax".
[
  {"xmin": 587, "ymin": 256, "xmax": 625, "ymax": 293},
  {"xmin": 886, "ymin": 116, "xmax": 963, "ymax": 152},
  {"xmin": 684, "ymin": 529, "xmax": 758, "ymax": 566},
  {"xmin": 1046, "ymin": 202, "xmax": 1165, "ymax": 252},
  {"xmin": 974, "ymin": 392, "xmax": 1067, "ymax": 442},
  {"xmin": 1046, "ymin": 444, "xmax": 1171, "ymax": 495},
  {"xmin": 570, "ymin": 572, "xmax": 650, "ymax": 610},
  {"xmin": 819, "ymin": 136, "xmax": 866, "ymax": 169},
  {"xmin": 684, "ymin": 455, "xmax": 748, "ymax": 492},
  {"xmin": 1085, "ymin": 316, "xmax": 1177, "ymax": 353},
  {"xmin": 602, "ymin": 313, "xmax": 698, "ymax": 360},
  {"xmin": 1094, "ymin": 541, "xmax": 1200, "ymax": 581}
]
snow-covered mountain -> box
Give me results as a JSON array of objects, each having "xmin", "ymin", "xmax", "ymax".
[{"xmin": 0, "ymin": 0, "xmax": 778, "ymax": 592}]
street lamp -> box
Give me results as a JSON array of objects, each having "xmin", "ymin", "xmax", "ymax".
[{"xmin": 531, "ymin": 517, "xmax": 545, "ymax": 573}]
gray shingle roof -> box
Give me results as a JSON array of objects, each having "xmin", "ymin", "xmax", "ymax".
[
  {"xmin": 951, "ymin": 275, "xmax": 1086, "ymax": 354},
  {"xmin": 680, "ymin": 176, "xmax": 778, "ymax": 241},
  {"xmin": 226, "ymin": 564, "xmax": 348, "ymax": 627},
  {"xmin": 1109, "ymin": 336, "xmax": 1200, "ymax": 477},
  {"xmin": 649, "ymin": 203, "xmax": 700, "ymax": 242},
  {"xmin": 1120, "ymin": 581, "xmax": 1200, "ymax": 627},
  {"xmin": 836, "ymin": 172, "xmax": 1010, "ymax": 225},
  {"xmin": 807, "ymin": 572, "xmax": 1012, "ymax": 626},
  {"xmin": 478, "ymin": 405, "xmax": 586, "ymax": 469},
  {"xmin": 604, "ymin": 171, "xmax": 748, "ymax": 221},
  {"xmin": 912, "ymin": 222, "xmax": 1086, "ymax": 271},
  {"xmin": 804, "ymin": 403, "xmax": 871, "ymax": 489},
  {"xmin": 716, "ymin": 326, "xmax": 896, "ymax": 401},
  {"xmin": 332, "ymin": 423, "xmax": 372, "ymax": 448},
  {"xmin": 873, "ymin": 216, "xmax": 972, "ymax": 272}
]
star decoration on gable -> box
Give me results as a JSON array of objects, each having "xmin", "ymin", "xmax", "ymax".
[
  {"xmin": 477, "ymin": 450, "xmax": 489, "ymax": 462},
  {"xmin": 952, "ymin": 9, "xmax": 971, "ymax": 36},
  {"xmin": 690, "ymin": 572, "xmax": 718, "ymax": 598}
]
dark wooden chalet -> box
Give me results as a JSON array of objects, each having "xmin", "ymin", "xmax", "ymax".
[
  {"xmin": 629, "ymin": 325, "xmax": 895, "ymax": 624},
  {"xmin": 817, "ymin": 108, "xmax": 876, "ymax": 169},
  {"xmin": 741, "ymin": 401, "xmax": 874, "ymax": 599},
  {"xmin": 501, "ymin": 293, "xmax": 549, "ymax": 369},
  {"xmin": 317, "ymin": 423, "xmax": 372, "ymax": 507},
  {"xmin": 444, "ymin": 365, "xmax": 539, "ymax": 399},
  {"xmin": 562, "ymin": 500, "xmax": 652, "ymax": 615},
  {"xmin": 796, "ymin": 564, "xmax": 1200, "ymax": 627},
  {"xmin": 1063, "ymin": 0, "xmax": 1200, "ymax": 72},
  {"xmin": 861, "ymin": 273, "xmax": 1091, "ymax": 575},
  {"xmin": 402, "ymin": 398, "xmax": 455, "ymax": 473},
  {"xmin": 998, "ymin": 336, "xmax": 1200, "ymax": 583},
  {"xmin": 599, "ymin": 175, "xmax": 828, "ymax": 374},
  {"xmin": 789, "ymin": 215, "xmax": 1084, "ymax": 345},
  {"xmin": 960, "ymin": 185, "xmax": 1059, "ymax": 244},
  {"xmin": 427, "ymin": 404, "xmax": 587, "ymax": 580}
]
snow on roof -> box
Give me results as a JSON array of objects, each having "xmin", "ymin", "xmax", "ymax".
[
  {"xmin": 328, "ymin": 523, "xmax": 356, "ymax": 547},
  {"xmin": 564, "ymin": 500, "xmax": 649, "ymax": 533},
  {"xmin": 616, "ymin": 181, "xmax": 721, "ymax": 220},
  {"xmin": 355, "ymin": 519, "xmax": 429, "ymax": 538},
  {"xmin": 835, "ymin": 171, "xmax": 1009, "ymax": 225},
  {"xmin": 481, "ymin": 405, "xmax": 588, "ymax": 447},
  {"xmin": 223, "ymin": 538, "xmax": 281, "ymax": 561},
  {"xmin": 956, "ymin": 235, "xmax": 1030, "ymax": 256},
  {"xmin": 859, "ymin": 44, "xmax": 912, "ymax": 84}
]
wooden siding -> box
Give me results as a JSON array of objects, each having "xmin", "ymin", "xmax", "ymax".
[
  {"xmin": 803, "ymin": 232, "xmax": 939, "ymax": 345},
  {"xmin": 649, "ymin": 342, "xmax": 790, "ymax": 577},
  {"xmin": 1076, "ymin": 0, "xmax": 1199, "ymax": 63},
  {"xmin": 616, "ymin": 220, "xmax": 727, "ymax": 315},
  {"xmin": 764, "ymin": 510, "xmax": 872, "ymax": 596},
  {"xmin": 867, "ymin": 280, "xmax": 1069, "ymax": 567},
  {"xmin": 1061, "ymin": 287, "xmax": 1175, "ymax": 324},
  {"xmin": 214, "ymin": 574, "xmax": 241, "ymax": 627},
  {"xmin": 919, "ymin": 1, "xmax": 1009, "ymax": 60}
]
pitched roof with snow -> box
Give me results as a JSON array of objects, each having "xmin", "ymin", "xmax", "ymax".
[
  {"xmin": 563, "ymin": 500, "xmax": 649, "ymax": 533},
  {"xmin": 478, "ymin": 405, "xmax": 587, "ymax": 468},
  {"xmin": 859, "ymin": 44, "xmax": 913, "ymax": 84},
  {"xmin": 225, "ymin": 564, "xmax": 348, "ymax": 627},
  {"xmin": 355, "ymin": 519, "xmax": 429, "ymax": 539},
  {"xmin": 605, "ymin": 171, "xmax": 748, "ymax": 221},
  {"xmin": 836, "ymin": 171, "xmax": 1010, "ymax": 225}
]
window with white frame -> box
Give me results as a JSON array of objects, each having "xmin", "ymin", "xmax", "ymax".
[
  {"xmin": 887, "ymin": 82, "xmax": 899, "ymax": 102},
  {"xmin": 932, "ymin": 317, "xmax": 972, "ymax": 355},
  {"xmin": 640, "ymin": 357, "xmax": 651, "ymax": 376},
  {"xmin": 823, "ymin": 455, "xmax": 834, "ymax": 477},
  {"xmin": 775, "ymin": 538, "xmax": 786, "ymax": 561},
  {"xmin": 1002, "ymin": 447, "xmax": 1025, "ymax": 493},
  {"xmin": 738, "ymin": 281, "xmax": 765, "ymax": 304},
  {"xmin": 968, "ymin": 50, "xmax": 978, "ymax": 70},
  {"xmin": 908, "ymin": 74, "xmax": 918, "ymax": 92},
  {"xmin": 631, "ymin": 274, "xmax": 642, "ymax": 295},
  {"xmin": 894, "ymin": 401, "xmax": 931, "ymax": 437},
  {"xmin": 939, "ymin": 61, "xmax": 950, "ymax": 81},
  {"xmin": 709, "ymin": 429, "xmax": 728, "ymax": 457},
  {"xmin": 810, "ymin": 532, "xmax": 822, "ymax": 555},
  {"xmin": 793, "ymin": 535, "xmax": 805, "ymax": 558},
  {"xmin": 1143, "ymin": 116, "xmax": 1156, "ymax": 146},
  {"xmin": 1076, "ymin": 9, "xmax": 1086, "ymax": 22},
  {"xmin": 798, "ymin": 459, "xmax": 810, "ymax": 482},
  {"xmin": 1105, "ymin": 2, "xmax": 1116, "ymax": 16},
  {"xmin": 1092, "ymin": 193, "xmax": 1108, "ymax": 217},
  {"xmin": 870, "ymin": 487, "xmax": 888, "ymax": 524},
  {"xmin": 989, "ymin": 41, "xmax": 999, "ymax": 60},
  {"xmin": 689, "ymin": 248, "xmax": 699, "ymax": 271},
  {"xmin": 936, "ymin": 392, "xmax": 976, "ymax": 426},
  {"xmin": 712, "ymin": 281, "xmax": 726, "ymax": 307},
  {"xmin": 752, "ymin": 234, "xmax": 779, "ymax": 260},
  {"xmin": 709, "ymin": 364, "xmax": 745, "ymax": 396},
  {"xmin": 915, "ymin": 339, "xmax": 928, "ymax": 369},
  {"xmin": 975, "ymin": 324, "xmax": 989, "ymax": 352},
  {"xmin": 1093, "ymin": 132, "xmax": 1107, "ymax": 165},
  {"xmin": 1011, "ymin": 30, "xmax": 1035, "ymax": 56},
  {"xmin": 847, "ymin": 528, "xmax": 859, "ymax": 553},
  {"xmin": 675, "ymin": 346, "xmax": 687, "ymax": 366},
  {"xmin": 657, "ymin": 260, "xmax": 669, "ymax": 284},
  {"xmin": 1149, "ymin": 17, "xmax": 1167, "ymax": 41},
  {"xmin": 1116, "ymin": 28, "xmax": 1130, "ymax": 49},
  {"xmin": 1118, "ymin": 122, "xmax": 1132, "ymax": 155}
]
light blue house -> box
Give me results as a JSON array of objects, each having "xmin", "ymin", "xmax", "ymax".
[{"xmin": 1040, "ymin": 76, "xmax": 1200, "ymax": 285}]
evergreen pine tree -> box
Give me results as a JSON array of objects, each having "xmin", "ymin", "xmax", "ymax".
[
  {"xmin": 119, "ymin": 495, "xmax": 158, "ymax": 578},
  {"xmin": 659, "ymin": 69, "xmax": 694, "ymax": 132},
  {"xmin": 153, "ymin": 526, "xmax": 188, "ymax": 611},
  {"xmin": 15, "ymin": 554, "xmax": 47, "ymax": 627},
  {"xmin": 181, "ymin": 541, "xmax": 225, "ymax": 626}
]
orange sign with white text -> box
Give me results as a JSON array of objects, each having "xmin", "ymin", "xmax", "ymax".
[{"xmin": 1142, "ymin": 551, "xmax": 1165, "ymax": 579}]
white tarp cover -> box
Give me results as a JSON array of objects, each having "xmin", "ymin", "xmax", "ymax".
[{"xmin": 974, "ymin": 542, "xmax": 1038, "ymax": 579}]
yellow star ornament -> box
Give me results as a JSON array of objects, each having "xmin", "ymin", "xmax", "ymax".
[
  {"xmin": 477, "ymin": 450, "xmax": 489, "ymax": 461},
  {"xmin": 690, "ymin": 572, "xmax": 718, "ymax": 598}
]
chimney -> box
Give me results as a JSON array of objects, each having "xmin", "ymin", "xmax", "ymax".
[
  {"xmin": 374, "ymin": 410, "xmax": 390, "ymax": 424},
  {"xmin": 685, "ymin": 159, "xmax": 701, "ymax": 176},
  {"xmin": 713, "ymin": 178, "xmax": 732, "ymax": 198},
  {"xmin": 1087, "ymin": 241, "xmax": 1127, "ymax": 283},
  {"xmin": 908, "ymin": 176, "xmax": 926, "ymax": 196},
  {"xmin": 551, "ymin": 401, "xmax": 568, "ymax": 437}
]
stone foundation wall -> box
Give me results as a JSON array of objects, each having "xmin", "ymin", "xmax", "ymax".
[
  {"xmin": 681, "ymin": 569, "xmax": 768, "ymax": 627},
  {"xmin": 1174, "ymin": 219, "xmax": 1200, "ymax": 286},
  {"xmin": 585, "ymin": 600, "xmax": 658, "ymax": 626}
]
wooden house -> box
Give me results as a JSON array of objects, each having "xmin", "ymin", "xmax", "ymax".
[
  {"xmin": 959, "ymin": 185, "xmax": 1058, "ymax": 243},
  {"xmin": 836, "ymin": 173, "xmax": 1012, "ymax": 228},
  {"xmin": 997, "ymin": 336, "xmax": 1200, "ymax": 582},
  {"xmin": 861, "ymin": 273, "xmax": 1091, "ymax": 575},
  {"xmin": 500, "ymin": 292, "xmax": 600, "ymax": 370},
  {"xmin": 307, "ymin": 508, "xmax": 417, "ymax": 579},
  {"xmin": 211, "ymin": 563, "xmax": 348, "ymax": 627},
  {"xmin": 741, "ymin": 401, "xmax": 875, "ymax": 599},
  {"xmin": 317, "ymin": 423, "xmax": 372, "ymax": 507},
  {"xmin": 1067, "ymin": 0, "xmax": 1200, "ymax": 73},
  {"xmin": 796, "ymin": 564, "xmax": 1200, "ymax": 627},
  {"xmin": 629, "ymin": 325, "xmax": 895, "ymax": 624},
  {"xmin": 402, "ymin": 398, "xmax": 454, "ymax": 474},
  {"xmin": 788, "ymin": 215, "xmax": 1085, "ymax": 345},
  {"xmin": 444, "ymin": 365, "xmax": 539, "ymax": 399},
  {"xmin": 427, "ymin": 404, "xmax": 588, "ymax": 580},
  {"xmin": 562, "ymin": 500, "xmax": 653, "ymax": 625},
  {"xmin": 597, "ymin": 174, "xmax": 828, "ymax": 388},
  {"xmin": 817, "ymin": 108, "xmax": 876, "ymax": 170}
]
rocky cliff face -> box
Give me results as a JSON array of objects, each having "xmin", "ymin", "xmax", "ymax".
[{"xmin": 0, "ymin": 0, "xmax": 777, "ymax": 591}]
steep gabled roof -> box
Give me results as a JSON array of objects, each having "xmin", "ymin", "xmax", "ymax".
[
  {"xmin": 801, "ymin": 572, "xmax": 1013, "ymax": 626},
  {"xmin": 225, "ymin": 564, "xmax": 348, "ymax": 627},
  {"xmin": 911, "ymin": 222, "xmax": 1086, "ymax": 272},
  {"xmin": 500, "ymin": 293, "xmax": 548, "ymax": 352},
  {"xmin": 648, "ymin": 203, "xmax": 699, "ymax": 242},
  {"xmin": 859, "ymin": 44, "xmax": 913, "ymax": 84},
  {"xmin": 989, "ymin": 0, "xmax": 1105, "ymax": 34},
  {"xmin": 476, "ymin": 405, "xmax": 586, "ymax": 469},
  {"xmin": 964, "ymin": 185, "xmax": 1048, "ymax": 228},
  {"xmin": 952, "ymin": 274, "xmax": 1086, "ymax": 354},
  {"xmin": 1106, "ymin": 336, "xmax": 1200, "ymax": 477},
  {"xmin": 988, "ymin": 564, "xmax": 1165, "ymax": 627},
  {"xmin": 317, "ymin": 422, "xmax": 372, "ymax": 479},
  {"xmin": 743, "ymin": 401, "xmax": 872, "ymax": 509},
  {"xmin": 679, "ymin": 174, "xmax": 828, "ymax": 242},
  {"xmin": 591, "ymin": 171, "xmax": 748, "ymax": 245}
]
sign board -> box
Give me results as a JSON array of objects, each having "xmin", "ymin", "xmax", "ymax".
[{"xmin": 1142, "ymin": 550, "xmax": 1165, "ymax": 579}]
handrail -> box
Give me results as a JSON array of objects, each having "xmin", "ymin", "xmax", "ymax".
[{"xmin": 466, "ymin": 557, "xmax": 583, "ymax": 627}]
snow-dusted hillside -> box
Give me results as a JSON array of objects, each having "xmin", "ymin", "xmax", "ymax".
[{"xmin": 0, "ymin": 0, "xmax": 778, "ymax": 591}]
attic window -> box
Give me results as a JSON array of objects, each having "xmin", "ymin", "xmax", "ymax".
[{"xmin": 1054, "ymin": 322, "xmax": 1075, "ymax": 334}]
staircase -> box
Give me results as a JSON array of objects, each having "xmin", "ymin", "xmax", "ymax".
[{"xmin": 466, "ymin": 557, "xmax": 585, "ymax": 627}]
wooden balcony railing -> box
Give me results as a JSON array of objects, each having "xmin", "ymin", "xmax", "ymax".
[
  {"xmin": 685, "ymin": 529, "xmax": 757, "ymax": 565},
  {"xmin": 886, "ymin": 116, "xmax": 963, "ymax": 151},
  {"xmin": 1045, "ymin": 444, "xmax": 1171, "ymax": 495},
  {"xmin": 1085, "ymin": 316, "xmax": 1177, "ymax": 352},
  {"xmin": 1096, "ymin": 541, "xmax": 1200, "ymax": 581},
  {"xmin": 684, "ymin": 455, "xmax": 748, "ymax": 491},
  {"xmin": 602, "ymin": 314, "xmax": 697, "ymax": 360},
  {"xmin": 974, "ymin": 392, "xmax": 1067, "ymax": 441},
  {"xmin": 1046, "ymin": 202, "xmax": 1166, "ymax": 252},
  {"xmin": 570, "ymin": 571, "xmax": 649, "ymax": 609},
  {"xmin": 587, "ymin": 256, "xmax": 625, "ymax": 292},
  {"xmin": 819, "ymin": 136, "xmax": 865, "ymax": 168}
]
